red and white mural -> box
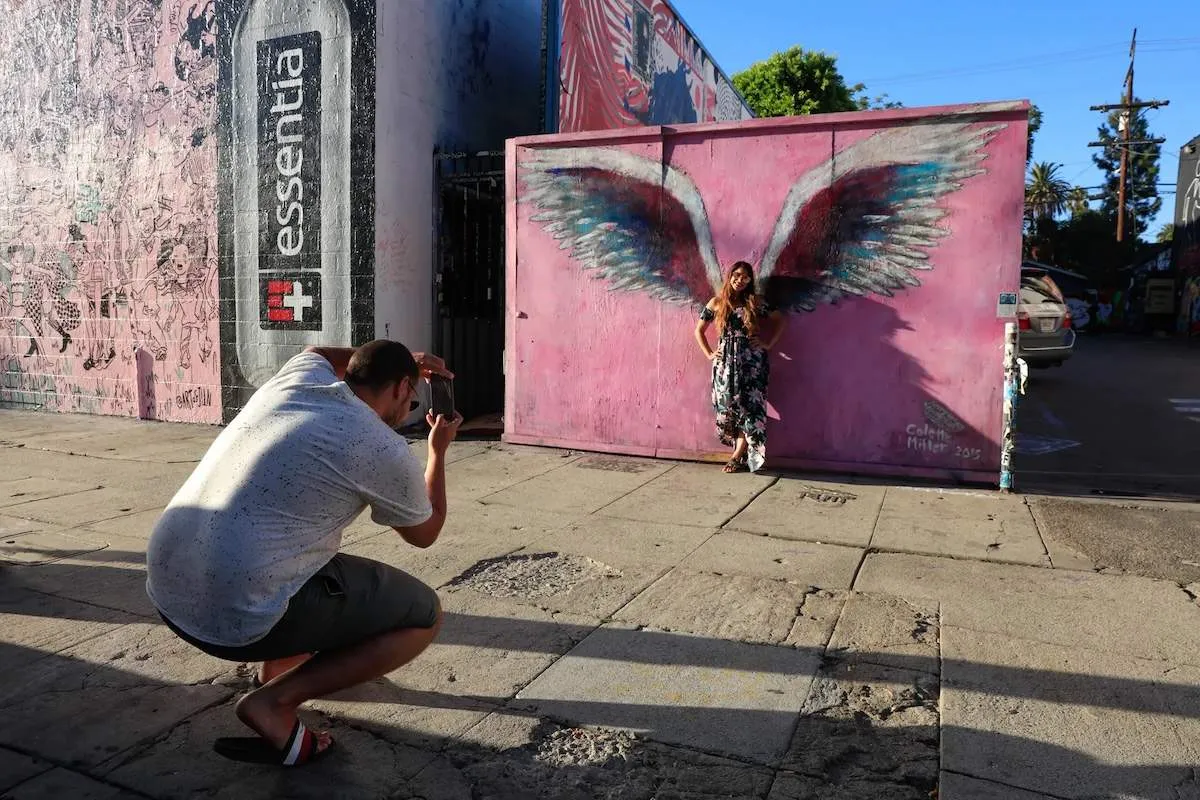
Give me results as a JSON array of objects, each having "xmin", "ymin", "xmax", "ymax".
[
  {"xmin": 506, "ymin": 103, "xmax": 1030, "ymax": 480},
  {"xmin": 0, "ymin": 0, "xmax": 220, "ymax": 421},
  {"xmin": 552, "ymin": 0, "xmax": 751, "ymax": 133}
]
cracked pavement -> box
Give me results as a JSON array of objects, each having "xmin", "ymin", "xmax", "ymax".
[{"xmin": 3, "ymin": 410, "xmax": 1200, "ymax": 799}]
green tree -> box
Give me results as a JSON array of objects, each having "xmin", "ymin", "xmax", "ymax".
[
  {"xmin": 1026, "ymin": 104, "xmax": 1043, "ymax": 167},
  {"xmin": 732, "ymin": 47, "xmax": 863, "ymax": 117},
  {"xmin": 1066, "ymin": 186, "xmax": 1091, "ymax": 218},
  {"xmin": 1024, "ymin": 208, "xmax": 1140, "ymax": 286},
  {"xmin": 1157, "ymin": 222, "xmax": 1175, "ymax": 242},
  {"xmin": 1055, "ymin": 210, "xmax": 1137, "ymax": 285},
  {"xmin": 1092, "ymin": 101, "xmax": 1163, "ymax": 239},
  {"xmin": 1025, "ymin": 162, "xmax": 1071, "ymax": 221},
  {"xmin": 857, "ymin": 92, "xmax": 904, "ymax": 111}
]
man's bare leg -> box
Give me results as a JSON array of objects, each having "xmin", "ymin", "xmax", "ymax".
[
  {"xmin": 235, "ymin": 612, "xmax": 443, "ymax": 752},
  {"xmin": 259, "ymin": 653, "xmax": 312, "ymax": 685}
]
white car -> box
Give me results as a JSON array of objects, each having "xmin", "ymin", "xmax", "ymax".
[{"xmin": 1018, "ymin": 268, "xmax": 1075, "ymax": 368}]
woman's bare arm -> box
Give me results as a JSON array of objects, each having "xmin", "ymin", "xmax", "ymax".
[
  {"xmin": 763, "ymin": 311, "xmax": 787, "ymax": 350},
  {"xmin": 694, "ymin": 299, "xmax": 718, "ymax": 359}
]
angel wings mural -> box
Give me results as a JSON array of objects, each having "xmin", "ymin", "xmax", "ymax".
[{"xmin": 519, "ymin": 121, "xmax": 1007, "ymax": 313}]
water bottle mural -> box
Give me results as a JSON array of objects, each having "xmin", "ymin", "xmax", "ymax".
[{"xmin": 216, "ymin": 0, "xmax": 377, "ymax": 417}]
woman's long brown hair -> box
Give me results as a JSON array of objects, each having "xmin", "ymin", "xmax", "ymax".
[{"xmin": 714, "ymin": 260, "xmax": 761, "ymax": 338}]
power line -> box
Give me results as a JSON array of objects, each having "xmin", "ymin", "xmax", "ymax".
[
  {"xmin": 861, "ymin": 39, "xmax": 1196, "ymax": 87},
  {"xmin": 860, "ymin": 42, "xmax": 1126, "ymax": 83},
  {"xmin": 1137, "ymin": 36, "xmax": 1200, "ymax": 44},
  {"xmin": 1077, "ymin": 183, "xmax": 1176, "ymax": 189}
]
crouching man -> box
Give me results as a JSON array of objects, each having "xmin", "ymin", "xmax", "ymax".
[{"xmin": 146, "ymin": 340, "xmax": 462, "ymax": 766}]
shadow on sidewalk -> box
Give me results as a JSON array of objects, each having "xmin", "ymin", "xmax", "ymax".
[{"xmin": 3, "ymin": 553, "xmax": 1200, "ymax": 798}]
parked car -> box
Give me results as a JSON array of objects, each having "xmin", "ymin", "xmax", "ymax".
[{"xmin": 1018, "ymin": 268, "xmax": 1075, "ymax": 368}]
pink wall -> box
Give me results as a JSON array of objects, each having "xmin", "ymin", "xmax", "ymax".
[
  {"xmin": 505, "ymin": 102, "xmax": 1029, "ymax": 481},
  {"xmin": 0, "ymin": 1, "xmax": 220, "ymax": 423}
]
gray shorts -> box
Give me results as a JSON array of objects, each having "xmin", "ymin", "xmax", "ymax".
[{"xmin": 160, "ymin": 553, "xmax": 439, "ymax": 662}]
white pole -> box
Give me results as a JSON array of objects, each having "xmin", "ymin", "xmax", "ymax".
[{"xmin": 999, "ymin": 322, "xmax": 1026, "ymax": 491}]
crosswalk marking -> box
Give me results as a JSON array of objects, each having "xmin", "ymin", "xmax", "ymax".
[{"xmin": 1168, "ymin": 399, "xmax": 1200, "ymax": 423}]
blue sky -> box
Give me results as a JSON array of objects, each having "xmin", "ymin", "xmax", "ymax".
[{"xmin": 675, "ymin": 0, "xmax": 1198, "ymax": 236}]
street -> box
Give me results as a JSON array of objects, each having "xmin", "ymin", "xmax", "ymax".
[
  {"xmin": 1017, "ymin": 333, "xmax": 1200, "ymax": 584},
  {"xmin": 1019, "ymin": 333, "xmax": 1200, "ymax": 499}
]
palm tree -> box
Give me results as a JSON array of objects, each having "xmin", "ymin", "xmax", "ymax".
[
  {"xmin": 1025, "ymin": 161, "xmax": 1071, "ymax": 221},
  {"xmin": 1066, "ymin": 186, "xmax": 1090, "ymax": 218}
]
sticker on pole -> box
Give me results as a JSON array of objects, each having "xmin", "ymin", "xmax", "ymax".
[{"xmin": 997, "ymin": 292, "xmax": 1018, "ymax": 318}]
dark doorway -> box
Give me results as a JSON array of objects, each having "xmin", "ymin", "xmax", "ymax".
[{"xmin": 433, "ymin": 151, "xmax": 506, "ymax": 423}]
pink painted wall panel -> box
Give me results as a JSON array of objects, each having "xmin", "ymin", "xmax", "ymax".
[{"xmin": 507, "ymin": 103, "xmax": 1029, "ymax": 480}]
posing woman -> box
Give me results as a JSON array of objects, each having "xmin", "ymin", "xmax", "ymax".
[{"xmin": 694, "ymin": 261, "xmax": 786, "ymax": 473}]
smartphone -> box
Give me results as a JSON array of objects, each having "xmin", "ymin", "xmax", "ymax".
[{"xmin": 429, "ymin": 376, "xmax": 455, "ymax": 419}]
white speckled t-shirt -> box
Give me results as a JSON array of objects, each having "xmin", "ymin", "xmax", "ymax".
[{"xmin": 145, "ymin": 352, "xmax": 432, "ymax": 647}]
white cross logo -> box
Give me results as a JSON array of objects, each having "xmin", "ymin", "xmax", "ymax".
[{"xmin": 282, "ymin": 281, "xmax": 314, "ymax": 322}]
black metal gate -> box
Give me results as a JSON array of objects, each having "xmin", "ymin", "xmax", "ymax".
[{"xmin": 433, "ymin": 151, "xmax": 506, "ymax": 422}]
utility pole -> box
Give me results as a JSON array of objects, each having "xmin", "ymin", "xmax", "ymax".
[
  {"xmin": 1087, "ymin": 28, "xmax": 1168, "ymax": 242},
  {"xmin": 1117, "ymin": 30, "xmax": 1133, "ymax": 242}
]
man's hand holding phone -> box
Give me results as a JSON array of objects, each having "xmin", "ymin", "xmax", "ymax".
[
  {"xmin": 420, "ymin": 362, "xmax": 459, "ymax": 546},
  {"xmin": 427, "ymin": 409, "xmax": 463, "ymax": 453},
  {"xmin": 411, "ymin": 352, "xmax": 454, "ymax": 381},
  {"xmin": 425, "ymin": 371, "xmax": 460, "ymax": 454}
]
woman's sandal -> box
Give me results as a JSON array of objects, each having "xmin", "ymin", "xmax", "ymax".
[{"xmin": 214, "ymin": 718, "xmax": 334, "ymax": 767}]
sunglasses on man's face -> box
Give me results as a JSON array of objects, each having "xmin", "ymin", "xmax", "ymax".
[{"xmin": 404, "ymin": 378, "xmax": 422, "ymax": 413}]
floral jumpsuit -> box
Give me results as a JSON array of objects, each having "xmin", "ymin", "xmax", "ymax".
[{"xmin": 699, "ymin": 301, "xmax": 771, "ymax": 472}]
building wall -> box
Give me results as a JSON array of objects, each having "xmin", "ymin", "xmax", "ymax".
[
  {"xmin": 1, "ymin": 0, "xmax": 542, "ymax": 422},
  {"xmin": 374, "ymin": 0, "xmax": 542, "ymax": 374},
  {"xmin": 505, "ymin": 103, "xmax": 1029, "ymax": 481},
  {"xmin": 0, "ymin": 1, "xmax": 221, "ymax": 422},
  {"xmin": 549, "ymin": 0, "xmax": 751, "ymax": 133}
]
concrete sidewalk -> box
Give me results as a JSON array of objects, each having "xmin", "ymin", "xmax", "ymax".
[{"xmin": 1, "ymin": 410, "xmax": 1198, "ymax": 799}]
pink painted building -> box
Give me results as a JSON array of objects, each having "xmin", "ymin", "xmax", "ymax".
[
  {"xmin": 544, "ymin": 0, "xmax": 752, "ymax": 133},
  {"xmin": 504, "ymin": 102, "xmax": 1030, "ymax": 482}
]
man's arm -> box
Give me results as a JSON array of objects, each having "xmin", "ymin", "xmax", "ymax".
[
  {"xmin": 303, "ymin": 346, "xmax": 355, "ymax": 380},
  {"xmin": 390, "ymin": 411, "xmax": 461, "ymax": 548}
]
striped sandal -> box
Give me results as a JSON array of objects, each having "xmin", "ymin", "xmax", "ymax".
[{"xmin": 213, "ymin": 719, "xmax": 334, "ymax": 767}]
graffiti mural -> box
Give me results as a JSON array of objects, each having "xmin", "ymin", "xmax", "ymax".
[
  {"xmin": 1179, "ymin": 276, "xmax": 1200, "ymax": 335},
  {"xmin": 1173, "ymin": 136, "xmax": 1200, "ymax": 281},
  {"xmin": 552, "ymin": 0, "xmax": 751, "ymax": 133},
  {"xmin": 507, "ymin": 103, "xmax": 1029, "ymax": 479},
  {"xmin": 519, "ymin": 121, "xmax": 1003, "ymax": 313},
  {"xmin": 0, "ymin": 0, "xmax": 220, "ymax": 422}
]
